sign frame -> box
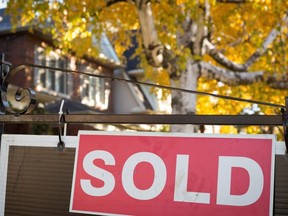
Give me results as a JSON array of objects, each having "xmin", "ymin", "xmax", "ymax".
[
  {"xmin": 0, "ymin": 134, "xmax": 77, "ymax": 216},
  {"xmin": 70, "ymin": 131, "xmax": 276, "ymax": 216}
]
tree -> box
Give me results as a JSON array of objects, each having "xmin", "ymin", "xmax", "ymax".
[{"xmin": 5, "ymin": 0, "xmax": 288, "ymax": 132}]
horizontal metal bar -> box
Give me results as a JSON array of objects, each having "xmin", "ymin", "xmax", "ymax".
[{"xmin": 0, "ymin": 114, "xmax": 283, "ymax": 126}]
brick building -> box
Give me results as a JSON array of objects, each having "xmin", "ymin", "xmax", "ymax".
[{"xmin": 0, "ymin": 8, "xmax": 159, "ymax": 134}]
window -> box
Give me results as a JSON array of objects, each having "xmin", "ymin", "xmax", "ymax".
[
  {"xmin": 80, "ymin": 65, "xmax": 110, "ymax": 110},
  {"xmin": 34, "ymin": 47, "xmax": 72, "ymax": 96}
]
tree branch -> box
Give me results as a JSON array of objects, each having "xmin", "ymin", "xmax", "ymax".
[
  {"xmin": 204, "ymin": 39, "xmax": 249, "ymax": 72},
  {"xmin": 199, "ymin": 61, "xmax": 288, "ymax": 90},
  {"xmin": 245, "ymin": 12, "xmax": 288, "ymax": 68},
  {"xmin": 205, "ymin": 11, "xmax": 288, "ymax": 72},
  {"xmin": 267, "ymin": 75, "xmax": 288, "ymax": 89},
  {"xmin": 216, "ymin": 0, "xmax": 246, "ymax": 3},
  {"xmin": 135, "ymin": 0, "xmax": 166, "ymax": 68},
  {"xmin": 105, "ymin": 0, "xmax": 128, "ymax": 7},
  {"xmin": 199, "ymin": 61, "xmax": 263, "ymax": 85}
]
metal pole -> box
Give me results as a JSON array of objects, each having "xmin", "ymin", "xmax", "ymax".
[{"xmin": 0, "ymin": 114, "xmax": 283, "ymax": 126}]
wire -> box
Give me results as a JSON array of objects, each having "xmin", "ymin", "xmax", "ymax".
[{"xmin": 23, "ymin": 63, "xmax": 285, "ymax": 109}]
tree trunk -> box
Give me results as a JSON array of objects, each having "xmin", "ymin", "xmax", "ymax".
[
  {"xmin": 169, "ymin": 4, "xmax": 207, "ymax": 132},
  {"xmin": 171, "ymin": 58, "xmax": 199, "ymax": 132}
]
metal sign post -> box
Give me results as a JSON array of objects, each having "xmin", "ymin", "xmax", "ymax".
[
  {"xmin": 0, "ymin": 54, "xmax": 11, "ymax": 146},
  {"xmin": 0, "ymin": 113, "xmax": 284, "ymax": 125}
]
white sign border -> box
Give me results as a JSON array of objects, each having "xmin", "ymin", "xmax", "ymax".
[{"xmin": 70, "ymin": 131, "xmax": 277, "ymax": 216}]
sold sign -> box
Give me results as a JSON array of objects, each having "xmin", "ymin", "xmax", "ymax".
[{"xmin": 70, "ymin": 132, "xmax": 275, "ymax": 216}]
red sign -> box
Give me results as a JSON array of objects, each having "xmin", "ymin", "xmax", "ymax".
[{"xmin": 70, "ymin": 132, "xmax": 275, "ymax": 216}]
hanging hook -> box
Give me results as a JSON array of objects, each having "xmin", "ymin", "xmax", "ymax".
[
  {"xmin": 281, "ymin": 97, "xmax": 288, "ymax": 157},
  {"xmin": 58, "ymin": 99, "xmax": 65, "ymax": 151}
]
